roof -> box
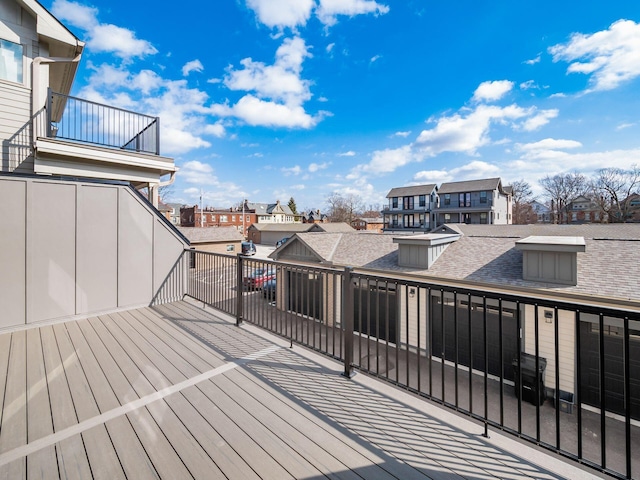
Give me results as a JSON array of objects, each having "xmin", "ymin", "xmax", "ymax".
[
  {"xmin": 248, "ymin": 223, "xmax": 311, "ymax": 233},
  {"xmin": 355, "ymin": 217, "xmax": 384, "ymax": 223},
  {"xmin": 278, "ymin": 224, "xmax": 640, "ymax": 304},
  {"xmin": 386, "ymin": 184, "xmax": 437, "ymax": 198},
  {"xmin": 246, "ymin": 201, "xmax": 294, "ymax": 216},
  {"xmin": 438, "ymin": 178, "xmax": 503, "ymax": 194},
  {"xmin": 177, "ymin": 226, "xmax": 244, "ymax": 243},
  {"xmin": 310, "ymin": 223, "xmax": 356, "ymax": 233}
]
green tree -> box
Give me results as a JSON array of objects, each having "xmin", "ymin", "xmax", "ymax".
[{"xmin": 287, "ymin": 197, "xmax": 298, "ymax": 215}]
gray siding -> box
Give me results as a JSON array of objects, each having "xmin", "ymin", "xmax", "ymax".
[
  {"xmin": 0, "ymin": 82, "xmax": 32, "ymax": 172},
  {"xmin": 0, "ymin": 176, "xmax": 188, "ymax": 328}
]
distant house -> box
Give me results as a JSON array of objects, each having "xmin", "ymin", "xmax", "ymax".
[
  {"xmin": 166, "ymin": 202, "xmax": 183, "ymax": 225},
  {"xmin": 247, "ymin": 200, "xmax": 300, "ymax": 224},
  {"xmin": 382, "ymin": 184, "xmax": 438, "ymax": 233},
  {"xmin": 436, "ymin": 178, "xmax": 512, "ymax": 225},
  {"xmin": 302, "ymin": 209, "xmax": 327, "ymax": 223},
  {"xmin": 351, "ymin": 217, "xmax": 384, "ymax": 233},
  {"xmin": 563, "ymin": 196, "xmax": 602, "ymax": 224},
  {"xmin": 180, "ymin": 205, "xmax": 256, "ymax": 237},
  {"xmin": 178, "ymin": 226, "xmax": 243, "ymax": 256},
  {"xmin": 530, "ymin": 201, "xmax": 551, "ymax": 224}
]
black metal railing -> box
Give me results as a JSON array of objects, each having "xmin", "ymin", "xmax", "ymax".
[
  {"xmin": 184, "ymin": 250, "xmax": 640, "ymax": 480},
  {"xmin": 46, "ymin": 89, "xmax": 160, "ymax": 155}
]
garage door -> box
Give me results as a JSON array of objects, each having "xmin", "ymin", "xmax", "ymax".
[
  {"xmin": 430, "ymin": 296, "xmax": 518, "ymax": 380},
  {"xmin": 579, "ymin": 319, "xmax": 640, "ymax": 420}
]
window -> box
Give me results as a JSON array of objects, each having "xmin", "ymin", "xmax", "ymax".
[
  {"xmin": 220, "ymin": 215, "xmax": 228, "ymax": 222},
  {"xmin": 392, "ymin": 197, "xmax": 398, "ymax": 208},
  {"xmin": 226, "ymin": 245, "xmax": 235, "ymax": 252},
  {"xmin": 444, "ymin": 213, "xmax": 451, "ymax": 222},
  {"xmin": 231, "ymin": 215, "xmax": 236, "ymax": 221},
  {"xmin": 0, "ymin": 39, "xmax": 23, "ymax": 83},
  {"xmin": 211, "ymin": 215, "xmax": 216, "ymax": 221},
  {"xmin": 403, "ymin": 214, "xmax": 414, "ymax": 227},
  {"xmin": 444, "ymin": 194, "xmax": 450, "ymax": 206},
  {"xmin": 419, "ymin": 195, "xmax": 425, "ymax": 207},
  {"xmin": 480, "ymin": 212, "xmax": 487, "ymax": 224},
  {"xmin": 458, "ymin": 192, "xmax": 471, "ymax": 207},
  {"xmin": 419, "ymin": 213, "xmax": 425, "ymax": 226},
  {"xmin": 403, "ymin": 196, "xmax": 414, "ymax": 210},
  {"xmin": 246, "ymin": 215, "xmax": 250, "ymax": 221},
  {"xmin": 480, "ymin": 191, "xmax": 487, "ymax": 204}
]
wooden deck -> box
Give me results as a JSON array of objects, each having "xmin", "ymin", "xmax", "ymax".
[{"xmin": 0, "ymin": 300, "xmax": 602, "ymax": 479}]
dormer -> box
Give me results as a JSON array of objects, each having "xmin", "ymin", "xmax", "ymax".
[
  {"xmin": 393, "ymin": 233, "xmax": 460, "ymax": 269},
  {"xmin": 515, "ymin": 236, "xmax": 586, "ymax": 285}
]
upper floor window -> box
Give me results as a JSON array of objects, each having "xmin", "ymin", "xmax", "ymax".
[
  {"xmin": 403, "ymin": 196, "xmax": 414, "ymax": 210},
  {"xmin": 458, "ymin": 193, "xmax": 470, "ymax": 207},
  {"xmin": 0, "ymin": 39, "xmax": 23, "ymax": 84},
  {"xmin": 220, "ymin": 215, "xmax": 228, "ymax": 222},
  {"xmin": 479, "ymin": 191, "xmax": 487, "ymax": 204},
  {"xmin": 419, "ymin": 195, "xmax": 425, "ymax": 207},
  {"xmin": 444, "ymin": 194, "xmax": 450, "ymax": 206},
  {"xmin": 392, "ymin": 197, "xmax": 398, "ymax": 208}
]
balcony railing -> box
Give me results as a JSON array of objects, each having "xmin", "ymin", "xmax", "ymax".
[
  {"xmin": 439, "ymin": 199, "xmax": 493, "ymax": 209},
  {"xmin": 184, "ymin": 250, "xmax": 640, "ymax": 480},
  {"xmin": 46, "ymin": 89, "xmax": 160, "ymax": 155}
]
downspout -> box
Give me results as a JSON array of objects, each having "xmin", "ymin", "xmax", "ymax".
[{"xmin": 31, "ymin": 51, "xmax": 82, "ymax": 144}]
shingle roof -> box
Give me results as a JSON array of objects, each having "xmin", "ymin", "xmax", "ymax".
[
  {"xmin": 386, "ymin": 184, "xmax": 437, "ymax": 198},
  {"xmin": 247, "ymin": 202, "xmax": 294, "ymax": 215},
  {"xmin": 437, "ymin": 178, "xmax": 502, "ymax": 194},
  {"xmin": 292, "ymin": 224, "xmax": 640, "ymax": 303},
  {"xmin": 177, "ymin": 226, "xmax": 243, "ymax": 243},
  {"xmin": 311, "ymin": 223, "xmax": 356, "ymax": 233},
  {"xmin": 248, "ymin": 223, "xmax": 311, "ymax": 232}
]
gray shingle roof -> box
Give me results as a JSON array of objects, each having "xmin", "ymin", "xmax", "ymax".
[
  {"xmin": 310, "ymin": 223, "xmax": 356, "ymax": 233},
  {"xmin": 386, "ymin": 184, "xmax": 437, "ymax": 198},
  {"xmin": 292, "ymin": 224, "xmax": 640, "ymax": 303},
  {"xmin": 177, "ymin": 226, "xmax": 244, "ymax": 243},
  {"xmin": 248, "ymin": 223, "xmax": 311, "ymax": 233},
  {"xmin": 438, "ymin": 177, "xmax": 502, "ymax": 194}
]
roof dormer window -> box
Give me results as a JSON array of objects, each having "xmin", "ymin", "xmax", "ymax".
[{"xmin": 0, "ymin": 39, "xmax": 23, "ymax": 84}]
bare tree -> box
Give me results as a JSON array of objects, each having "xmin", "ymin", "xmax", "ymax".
[
  {"xmin": 591, "ymin": 166, "xmax": 640, "ymax": 222},
  {"xmin": 361, "ymin": 203, "xmax": 382, "ymax": 218},
  {"xmin": 509, "ymin": 179, "xmax": 534, "ymax": 224},
  {"xmin": 539, "ymin": 172, "xmax": 588, "ymax": 223},
  {"xmin": 325, "ymin": 192, "xmax": 364, "ymax": 223}
]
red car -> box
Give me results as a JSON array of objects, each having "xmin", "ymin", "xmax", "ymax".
[{"xmin": 243, "ymin": 267, "xmax": 275, "ymax": 290}]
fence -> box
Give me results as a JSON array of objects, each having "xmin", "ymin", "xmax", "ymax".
[{"xmin": 184, "ymin": 249, "xmax": 640, "ymax": 480}]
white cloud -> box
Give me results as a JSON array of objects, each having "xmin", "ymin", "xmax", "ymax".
[
  {"xmin": 413, "ymin": 161, "xmax": 501, "ymax": 184},
  {"xmin": 415, "ymin": 104, "xmax": 529, "ymax": 156},
  {"xmin": 370, "ymin": 54, "xmax": 381, "ymax": 63},
  {"xmin": 520, "ymin": 80, "xmax": 539, "ymax": 90},
  {"xmin": 204, "ymin": 122, "xmax": 226, "ymax": 138},
  {"xmin": 361, "ymin": 145, "xmax": 415, "ymax": 175},
  {"xmin": 290, "ymin": 184, "xmax": 306, "ymax": 190},
  {"xmin": 392, "ymin": 131, "xmax": 411, "ymax": 138},
  {"xmin": 213, "ymin": 95, "xmax": 325, "ymax": 128},
  {"xmin": 207, "ymin": 78, "xmax": 222, "ymax": 84},
  {"xmin": 316, "ymin": 0, "xmax": 390, "ymax": 27},
  {"xmin": 524, "ymin": 54, "xmax": 541, "ymax": 65},
  {"xmin": 52, "ymin": 0, "xmax": 156, "ymax": 59},
  {"xmin": 472, "ymin": 80, "xmax": 514, "ymax": 102},
  {"xmin": 549, "ymin": 19, "xmax": 640, "ymax": 92},
  {"xmin": 617, "ymin": 122, "xmax": 636, "ymax": 130},
  {"xmin": 245, "ymin": 0, "xmax": 314, "ymax": 29},
  {"xmin": 282, "ymin": 165, "xmax": 302, "ymax": 175},
  {"xmin": 326, "ymin": 43, "xmax": 335, "ymax": 53},
  {"xmin": 516, "ymin": 138, "xmax": 582, "ymax": 152},
  {"xmin": 338, "ymin": 151, "xmax": 356, "ymax": 157},
  {"xmin": 51, "ymin": 0, "xmax": 98, "ymax": 29},
  {"xmin": 182, "ymin": 60, "xmax": 204, "ymax": 76},
  {"xmin": 309, "ymin": 162, "xmax": 330, "ymax": 172},
  {"xmin": 518, "ymin": 108, "xmax": 558, "ymax": 131},
  {"xmin": 179, "ymin": 160, "xmax": 219, "ymax": 185}
]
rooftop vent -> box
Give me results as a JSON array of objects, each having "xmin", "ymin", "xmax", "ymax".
[
  {"xmin": 515, "ymin": 236, "xmax": 586, "ymax": 286},
  {"xmin": 393, "ymin": 233, "xmax": 460, "ymax": 269}
]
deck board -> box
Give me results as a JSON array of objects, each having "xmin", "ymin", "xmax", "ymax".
[{"xmin": 0, "ymin": 301, "xmax": 603, "ymax": 480}]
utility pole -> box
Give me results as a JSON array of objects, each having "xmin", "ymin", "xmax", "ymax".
[{"xmin": 200, "ymin": 188, "xmax": 204, "ymax": 227}]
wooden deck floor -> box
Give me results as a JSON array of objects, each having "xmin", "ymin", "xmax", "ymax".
[{"xmin": 0, "ymin": 300, "xmax": 602, "ymax": 479}]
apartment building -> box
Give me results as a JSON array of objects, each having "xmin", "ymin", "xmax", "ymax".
[
  {"xmin": 436, "ymin": 177, "xmax": 512, "ymax": 225},
  {"xmin": 382, "ymin": 184, "xmax": 438, "ymax": 233}
]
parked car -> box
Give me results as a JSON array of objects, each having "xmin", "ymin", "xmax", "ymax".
[
  {"xmin": 241, "ymin": 241, "xmax": 256, "ymax": 256},
  {"xmin": 262, "ymin": 279, "xmax": 276, "ymax": 301},
  {"xmin": 276, "ymin": 237, "xmax": 289, "ymax": 248},
  {"xmin": 243, "ymin": 267, "xmax": 275, "ymax": 290}
]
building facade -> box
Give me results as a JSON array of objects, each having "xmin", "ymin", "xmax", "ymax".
[
  {"xmin": 436, "ymin": 178, "xmax": 512, "ymax": 225},
  {"xmin": 382, "ymin": 184, "xmax": 438, "ymax": 233},
  {"xmin": 180, "ymin": 206, "xmax": 256, "ymax": 237}
]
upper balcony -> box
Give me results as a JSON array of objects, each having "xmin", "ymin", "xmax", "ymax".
[
  {"xmin": 33, "ymin": 90, "xmax": 175, "ymax": 188},
  {"xmin": 438, "ymin": 198, "xmax": 494, "ymax": 212}
]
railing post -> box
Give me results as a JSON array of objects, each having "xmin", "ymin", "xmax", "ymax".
[
  {"xmin": 236, "ymin": 253, "xmax": 243, "ymax": 326},
  {"xmin": 155, "ymin": 117, "xmax": 160, "ymax": 155},
  {"xmin": 342, "ymin": 266, "xmax": 355, "ymax": 378},
  {"xmin": 46, "ymin": 88, "xmax": 52, "ymax": 138}
]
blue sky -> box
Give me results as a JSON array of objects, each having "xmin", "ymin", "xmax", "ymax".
[{"xmin": 48, "ymin": 0, "xmax": 640, "ymax": 211}]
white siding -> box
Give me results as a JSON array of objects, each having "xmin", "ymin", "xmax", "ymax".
[
  {"xmin": 523, "ymin": 305, "xmax": 575, "ymax": 395},
  {"xmin": 0, "ymin": 82, "xmax": 32, "ymax": 171}
]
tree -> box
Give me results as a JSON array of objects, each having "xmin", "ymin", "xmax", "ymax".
[
  {"xmin": 361, "ymin": 203, "xmax": 382, "ymax": 218},
  {"xmin": 509, "ymin": 179, "xmax": 534, "ymax": 224},
  {"xmin": 287, "ymin": 197, "xmax": 298, "ymax": 215},
  {"xmin": 590, "ymin": 166, "xmax": 640, "ymax": 222},
  {"xmin": 539, "ymin": 172, "xmax": 588, "ymax": 223},
  {"xmin": 325, "ymin": 192, "xmax": 364, "ymax": 223}
]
